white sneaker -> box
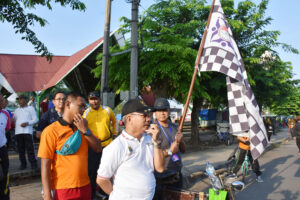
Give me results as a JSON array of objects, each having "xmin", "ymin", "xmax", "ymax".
[{"xmin": 256, "ymin": 175, "xmax": 263, "ymax": 183}]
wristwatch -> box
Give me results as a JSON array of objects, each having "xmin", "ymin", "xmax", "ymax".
[
  {"xmin": 83, "ymin": 129, "xmax": 92, "ymax": 136},
  {"xmin": 167, "ymin": 149, "xmax": 172, "ymax": 156}
]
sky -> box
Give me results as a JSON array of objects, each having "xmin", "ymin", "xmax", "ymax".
[{"xmin": 0, "ymin": 0, "xmax": 299, "ymax": 80}]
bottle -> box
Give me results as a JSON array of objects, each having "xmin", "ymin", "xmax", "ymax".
[{"xmin": 206, "ymin": 162, "xmax": 223, "ymax": 191}]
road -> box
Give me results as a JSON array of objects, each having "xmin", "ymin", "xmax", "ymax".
[
  {"xmin": 10, "ymin": 134, "xmax": 299, "ymax": 200},
  {"xmin": 235, "ymin": 139, "xmax": 300, "ymax": 200}
]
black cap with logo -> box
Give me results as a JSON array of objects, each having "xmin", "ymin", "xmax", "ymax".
[{"xmin": 122, "ymin": 98, "xmax": 155, "ymax": 117}]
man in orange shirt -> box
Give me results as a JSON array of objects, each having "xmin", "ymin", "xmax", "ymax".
[
  {"xmin": 231, "ymin": 136, "xmax": 263, "ymax": 183},
  {"xmin": 38, "ymin": 92, "xmax": 102, "ymax": 200}
]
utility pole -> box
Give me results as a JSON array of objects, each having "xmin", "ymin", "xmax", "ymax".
[
  {"xmin": 101, "ymin": 0, "xmax": 112, "ymax": 102},
  {"xmin": 129, "ymin": 0, "xmax": 139, "ymax": 99}
]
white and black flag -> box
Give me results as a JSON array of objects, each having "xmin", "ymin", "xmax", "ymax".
[{"xmin": 198, "ymin": 0, "xmax": 268, "ymax": 159}]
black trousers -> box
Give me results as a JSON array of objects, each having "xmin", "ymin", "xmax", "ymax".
[
  {"xmin": 88, "ymin": 147, "xmax": 104, "ymax": 199},
  {"xmin": 0, "ymin": 146, "xmax": 9, "ymax": 200},
  {"xmin": 232, "ymin": 148, "xmax": 262, "ymax": 176},
  {"xmin": 16, "ymin": 134, "xmax": 37, "ymax": 167}
]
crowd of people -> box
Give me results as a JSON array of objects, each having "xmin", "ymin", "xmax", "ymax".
[
  {"xmin": 0, "ymin": 91, "xmax": 187, "ymax": 200},
  {"xmin": 0, "ymin": 91, "xmax": 300, "ymax": 200}
]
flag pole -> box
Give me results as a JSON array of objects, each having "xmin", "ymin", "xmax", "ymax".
[{"xmin": 178, "ymin": 0, "xmax": 216, "ymax": 131}]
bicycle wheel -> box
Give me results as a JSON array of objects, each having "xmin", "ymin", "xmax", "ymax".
[{"xmin": 241, "ymin": 155, "xmax": 249, "ymax": 183}]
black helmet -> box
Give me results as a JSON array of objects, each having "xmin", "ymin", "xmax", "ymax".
[{"xmin": 154, "ymin": 98, "xmax": 170, "ymax": 110}]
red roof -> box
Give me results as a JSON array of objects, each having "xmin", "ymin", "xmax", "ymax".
[{"xmin": 0, "ymin": 37, "xmax": 103, "ymax": 92}]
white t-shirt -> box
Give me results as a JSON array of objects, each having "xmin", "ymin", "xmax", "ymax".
[
  {"xmin": 97, "ymin": 130, "xmax": 156, "ymax": 200},
  {"xmin": 0, "ymin": 111, "xmax": 9, "ymax": 148},
  {"xmin": 14, "ymin": 106, "xmax": 37, "ymax": 135}
]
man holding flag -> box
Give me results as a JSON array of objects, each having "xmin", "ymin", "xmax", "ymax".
[{"xmin": 196, "ymin": 0, "xmax": 268, "ymax": 161}]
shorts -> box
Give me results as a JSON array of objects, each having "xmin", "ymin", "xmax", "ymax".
[{"xmin": 54, "ymin": 184, "xmax": 91, "ymax": 200}]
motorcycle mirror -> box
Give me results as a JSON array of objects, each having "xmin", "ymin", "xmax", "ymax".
[{"xmin": 231, "ymin": 181, "xmax": 245, "ymax": 191}]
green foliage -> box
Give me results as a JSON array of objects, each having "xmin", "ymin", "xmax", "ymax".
[
  {"xmin": 270, "ymin": 83, "xmax": 300, "ymax": 116},
  {"xmin": 94, "ymin": 0, "xmax": 299, "ymax": 116},
  {"xmin": 0, "ymin": 0, "xmax": 85, "ymax": 60}
]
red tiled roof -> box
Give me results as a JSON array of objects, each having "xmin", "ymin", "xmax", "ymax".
[{"xmin": 0, "ymin": 37, "xmax": 104, "ymax": 92}]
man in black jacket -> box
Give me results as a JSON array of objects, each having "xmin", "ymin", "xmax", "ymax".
[{"xmin": 36, "ymin": 91, "xmax": 65, "ymax": 138}]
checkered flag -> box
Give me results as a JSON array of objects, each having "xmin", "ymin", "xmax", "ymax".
[{"xmin": 198, "ymin": 0, "xmax": 268, "ymax": 159}]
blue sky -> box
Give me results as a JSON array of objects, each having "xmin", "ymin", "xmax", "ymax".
[{"xmin": 0, "ymin": 0, "xmax": 299, "ymax": 80}]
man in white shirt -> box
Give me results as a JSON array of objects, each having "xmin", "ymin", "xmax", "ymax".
[
  {"xmin": 0, "ymin": 94, "xmax": 11, "ymax": 200},
  {"xmin": 96, "ymin": 98, "xmax": 164, "ymax": 200},
  {"xmin": 14, "ymin": 95, "xmax": 38, "ymax": 170}
]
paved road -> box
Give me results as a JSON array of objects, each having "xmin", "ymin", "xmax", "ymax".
[
  {"xmin": 235, "ymin": 139, "xmax": 300, "ymax": 200},
  {"xmin": 10, "ymin": 128, "xmax": 294, "ymax": 200}
]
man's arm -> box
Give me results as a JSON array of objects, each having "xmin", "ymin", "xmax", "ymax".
[
  {"xmin": 41, "ymin": 158, "xmax": 53, "ymax": 200},
  {"xmin": 96, "ymin": 178, "xmax": 113, "ymax": 195},
  {"xmin": 176, "ymin": 131, "xmax": 186, "ymax": 153},
  {"xmin": 73, "ymin": 113, "xmax": 102, "ymax": 153},
  {"xmin": 110, "ymin": 109, "xmax": 117, "ymax": 135},
  {"xmin": 28, "ymin": 107, "xmax": 38, "ymax": 125},
  {"xmin": 153, "ymin": 142, "xmax": 164, "ymax": 172},
  {"xmin": 36, "ymin": 112, "xmax": 50, "ymax": 139},
  {"xmin": 84, "ymin": 132, "xmax": 102, "ymax": 153},
  {"xmin": 146, "ymin": 124, "xmax": 164, "ymax": 172}
]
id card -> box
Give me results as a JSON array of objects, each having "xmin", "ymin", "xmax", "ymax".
[{"xmin": 171, "ymin": 153, "xmax": 180, "ymax": 162}]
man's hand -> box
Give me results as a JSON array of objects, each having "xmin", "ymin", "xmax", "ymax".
[
  {"xmin": 20, "ymin": 122, "xmax": 28, "ymax": 127},
  {"xmin": 175, "ymin": 131, "xmax": 183, "ymax": 143},
  {"xmin": 293, "ymin": 137, "xmax": 296, "ymax": 141},
  {"xmin": 146, "ymin": 124, "xmax": 160, "ymax": 142},
  {"xmin": 43, "ymin": 193, "xmax": 54, "ymax": 200},
  {"xmin": 73, "ymin": 114, "xmax": 88, "ymax": 133}
]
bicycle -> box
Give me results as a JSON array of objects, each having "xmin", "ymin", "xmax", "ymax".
[
  {"xmin": 160, "ymin": 166, "xmax": 245, "ymax": 200},
  {"xmin": 240, "ymin": 150, "xmax": 250, "ymax": 183},
  {"xmin": 216, "ymin": 123, "xmax": 233, "ymax": 146}
]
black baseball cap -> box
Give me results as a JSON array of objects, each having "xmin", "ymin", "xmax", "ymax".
[
  {"xmin": 122, "ymin": 98, "xmax": 155, "ymax": 117},
  {"xmin": 88, "ymin": 91, "xmax": 100, "ymax": 99},
  {"xmin": 154, "ymin": 98, "xmax": 170, "ymax": 110}
]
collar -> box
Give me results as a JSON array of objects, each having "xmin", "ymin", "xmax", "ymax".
[
  {"xmin": 121, "ymin": 130, "xmax": 146, "ymax": 141},
  {"xmin": 58, "ymin": 117, "xmax": 76, "ymax": 131},
  {"xmin": 90, "ymin": 105, "xmax": 103, "ymax": 111}
]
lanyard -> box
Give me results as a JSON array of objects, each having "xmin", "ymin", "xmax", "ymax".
[{"xmin": 157, "ymin": 120, "xmax": 172, "ymax": 145}]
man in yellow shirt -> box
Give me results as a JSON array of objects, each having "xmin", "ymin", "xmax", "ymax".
[{"xmin": 83, "ymin": 91, "xmax": 117, "ymax": 199}]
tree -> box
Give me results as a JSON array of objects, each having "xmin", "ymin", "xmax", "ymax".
[
  {"xmin": 93, "ymin": 0, "xmax": 298, "ymax": 144},
  {"xmin": 0, "ymin": 0, "xmax": 85, "ymax": 60}
]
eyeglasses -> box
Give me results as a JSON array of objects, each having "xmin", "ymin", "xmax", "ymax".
[
  {"xmin": 130, "ymin": 113, "xmax": 150, "ymax": 118},
  {"xmin": 54, "ymin": 98, "xmax": 65, "ymax": 102}
]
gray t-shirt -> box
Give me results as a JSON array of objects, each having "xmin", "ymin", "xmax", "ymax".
[{"xmin": 156, "ymin": 121, "xmax": 182, "ymax": 172}]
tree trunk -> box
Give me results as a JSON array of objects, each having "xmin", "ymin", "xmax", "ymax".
[{"xmin": 191, "ymin": 97, "xmax": 202, "ymax": 145}]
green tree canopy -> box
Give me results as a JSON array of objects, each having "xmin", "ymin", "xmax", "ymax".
[
  {"xmin": 93, "ymin": 0, "xmax": 299, "ymax": 143},
  {"xmin": 0, "ymin": 0, "xmax": 85, "ymax": 60}
]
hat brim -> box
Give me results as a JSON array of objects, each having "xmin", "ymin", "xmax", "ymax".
[
  {"xmin": 122, "ymin": 107, "xmax": 155, "ymax": 117},
  {"xmin": 153, "ymin": 106, "xmax": 169, "ymax": 110},
  {"xmin": 88, "ymin": 96, "xmax": 100, "ymax": 99},
  {"xmin": 136, "ymin": 107, "xmax": 156, "ymax": 114}
]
